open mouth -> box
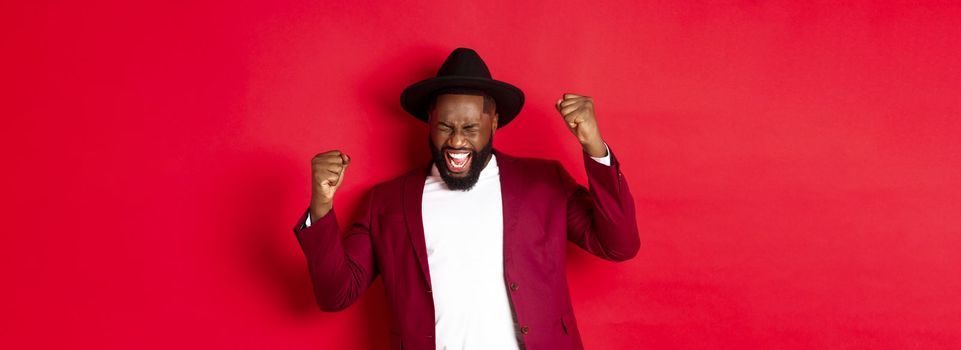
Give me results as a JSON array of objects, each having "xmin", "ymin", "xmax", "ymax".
[{"xmin": 445, "ymin": 149, "xmax": 472, "ymax": 174}]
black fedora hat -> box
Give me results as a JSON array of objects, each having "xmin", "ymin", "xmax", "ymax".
[{"xmin": 400, "ymin": 48, "xmax": 525, "ymax": 128}]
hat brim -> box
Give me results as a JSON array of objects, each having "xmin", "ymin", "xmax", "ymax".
[{"xmin": 400, "ymin": 76, "xmax": 524, "ymax": 128}]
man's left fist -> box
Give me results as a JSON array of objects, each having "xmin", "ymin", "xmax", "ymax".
[{"xmin": 556, "ymin": 93, "xmax": 607, "ymax": 157}]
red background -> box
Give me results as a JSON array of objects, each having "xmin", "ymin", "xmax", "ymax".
[{"xmin": 4, "ymin": 1, "xmax": 961, "ymax": 349}]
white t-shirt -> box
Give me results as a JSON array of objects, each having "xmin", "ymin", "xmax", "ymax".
[{"xmin": 421, "ymin": 155, "xmax": 519, "ymax": 349}]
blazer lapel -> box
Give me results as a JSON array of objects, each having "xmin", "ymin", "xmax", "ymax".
[
  {"xmin": 403, "ymin": 164, "xmax": 432, "ymax": 290},
  {"xmin": 494, "ymin": 149, "xmax": 523, "ymax": 267}
]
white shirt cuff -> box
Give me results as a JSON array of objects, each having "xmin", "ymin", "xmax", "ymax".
[{"xmin": 589, "ymin": 143, "xmax": 612, "ymax": 166}]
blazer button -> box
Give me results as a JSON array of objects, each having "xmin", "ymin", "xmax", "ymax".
[
  {"xmin": 509, "ymin": 282, "xmax": 519, "ymax": 291},
  {"xmin": 520, "ymin": 326, "xmax": 530, "ymax": 335}
]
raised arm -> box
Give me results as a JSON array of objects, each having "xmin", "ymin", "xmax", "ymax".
[
  {"xmin": 555, "ymin": 93, "xmax": 640, "ymax": 261},
  {"xmin": 291, "ymin": 150, "xmax": 378, "ymax": 311}
]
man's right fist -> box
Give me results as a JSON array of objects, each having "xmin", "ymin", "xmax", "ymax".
[{"xmin": 310, "ymin": 150, "xmax": 350, "ymax": 220}]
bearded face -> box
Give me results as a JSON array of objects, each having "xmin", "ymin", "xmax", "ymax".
[
  {"xmin": 426, "ymin": 93, "xmax": 498, "ymax": 191},
  {"xmin": 430, "ymin": 133, "xmax": 493, "ymax": 191}
]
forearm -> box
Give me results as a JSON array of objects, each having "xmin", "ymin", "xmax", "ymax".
[
  {"xmin": 569, "ymin": 147, "xmax": 640, "ymax": 261},
  {"xmin": 294, "ymin": 207, "xmax": 375, "ymax": 311}
]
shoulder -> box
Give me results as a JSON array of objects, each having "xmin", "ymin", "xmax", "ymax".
[
  {"xmin": 370, "ymin": 166, "xmax": 424, "ymax": 196},
  {"xmin": 354, "ymin": 166, "xmax": 426, "ymax": 216},
  {"xmin": 495, "ymin": 150, "xmax": 564, "ymax": 178}
]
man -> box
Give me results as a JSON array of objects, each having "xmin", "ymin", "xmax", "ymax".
[{"xmin": 293, "ymin": 48, "xmax": 639, "ymax": 350}]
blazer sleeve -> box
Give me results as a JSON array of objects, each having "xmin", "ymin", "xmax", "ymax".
[
  {"xmin": 558, "ymin": 146, "xmax": 640, "ymax": 262},
  {"xmin": 291, "ymin": 190, "xmax": 379, "ymax": 312}
]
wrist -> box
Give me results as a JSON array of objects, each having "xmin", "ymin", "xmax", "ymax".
[
  {"xmin": 310, "ymin": 206, "xmax": 331, "ymax": 222},
  {"xmin": 309, "ymin": 199, "xmax": 332, "ymax": 221},
  {"xmin": 581, "ymin": 138, "xmax": 607, "ymax": 158}
]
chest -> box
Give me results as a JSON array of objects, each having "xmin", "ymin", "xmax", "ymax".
[{"xmin": 421, "ymin": 177, "xmax": 504, "ymax": 257}]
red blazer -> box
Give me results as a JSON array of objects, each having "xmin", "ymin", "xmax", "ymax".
[{"xmin": 292, "ymin": 148, "xmax": 640, "ymax": 350}]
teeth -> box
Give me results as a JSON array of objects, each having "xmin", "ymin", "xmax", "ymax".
[
  {"xmin": 449, "ymin": 152, "xmax": 469, "ymax": 159},
  {"xmin": 448, "ymin": 158, "xmax": 467, "ymax": 168}
]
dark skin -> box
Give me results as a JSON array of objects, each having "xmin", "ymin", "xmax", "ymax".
[
  {"xmin": 428, "ymin": 94, "xmax": 498, "ymax": 177},
  {"xmin": 308, "ymin": 92, "xmax": 607, "ymax": 220}
]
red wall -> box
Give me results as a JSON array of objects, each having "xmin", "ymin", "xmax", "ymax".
[{"xmin": 4, "ymin": 1, "xmax": 960, "ymax": 349}]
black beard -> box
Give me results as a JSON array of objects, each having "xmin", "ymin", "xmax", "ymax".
[{"xmin": 429, "ymin": 135, "xmax": 493, "ymax": 191}]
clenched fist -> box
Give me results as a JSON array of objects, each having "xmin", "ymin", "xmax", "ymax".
[
  {"xmin": 310, "ymin": 150, "xmax": 350, "ymax": 220},
  {"xmin": 555, "ymin": 93, "xmax": 608, "ymax": 158}
]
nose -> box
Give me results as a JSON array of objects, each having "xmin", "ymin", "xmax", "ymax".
[{"xmin": 447, "ymin": 130, "xmax": 468, "ymax": 149}]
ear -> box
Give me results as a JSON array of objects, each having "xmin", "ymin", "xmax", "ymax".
[
  {"xmin": 490, "ymin": 112, "xmax": 499, "ymax": 131},
  {"xmin": 426, "ymin": 109, "xmax": 435, "ymax": 125}
]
